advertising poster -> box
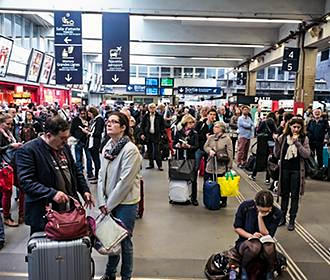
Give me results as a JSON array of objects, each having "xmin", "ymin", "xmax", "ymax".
[
  {"xmin": 102, "ymin": 13, "xmax": 130, "ymax": 85},
  {"xmin": 49, "ymin": 62, "xmax": 56, "ymax": 85},
  {"xmin": 0, "ymin": 36, "xmax": 14, "ymax": 78},
  {"xmin": 26, "ymin": 49, "xmax": 44, "ymax": 83},
  {"xmin": 39, "ymin": 54, "xmax": 54, "ymax": 84}
]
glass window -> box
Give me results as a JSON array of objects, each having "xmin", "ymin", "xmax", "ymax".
[
  {"xmin": 161, "ymin": 67, "xmax": 171, "ymax": 77},
  {"xmin": 15, "ymin": 15, "xmax": 22, "ymax": 38},
  {"xmin": 206, "ymin": 68, "xmax": 216, "ymax": 79},
  {"xmin": 217, "ymin": 68, "xmax": 225, "ymax": 79},
  {"xmin": 4, "ymin": 14, "xmax": 12, "ymax": 37},
  {"xmin": 257, "ymin": 69, "xmax": 265, "ymax": 80},
  {"xmin": 138, "ymin": 65, "xmax": 147, "ymax": 77},
  {"xmin": 25, "ymin": 18, "xmax": 31, "ymax": 37},
  {"xmin": 47, "ymin": 39, "xmax": 54, "ymax": 53},
  {"xmin": 33, "ymin": 24, "xmax": 38, "ymax": 37},
  {"xmin": 277, "ymin": 68, "xmax": 285, "ymax": 80},
  {"xmin": 130, "ymin": 65, "xmax": 137, "ymax": 77},
  {"xmin": 184, "ymin": 67, "xmax": 193, "ymax": 78},
  {"xmin": 267, "ymin": 67, "xmax": 276, "ymax": 80},
  {"xmin": 149, "ymin": 66, "xmax": 159, "ymax": 77},
  {"xmin": 174, "ymin": 67, "xmax": 182, "ymax": 78},
  {"xmin": 195, "ymin": 68, "xmax": 205, "ymax": 78}
]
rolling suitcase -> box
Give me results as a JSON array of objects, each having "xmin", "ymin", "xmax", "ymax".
[
  {"xmin": 26, "ymin": 232, "xmax": 94, "ymax": 280},
  {"xmin": 203, "ymin": 158, "xmax": 221, "ymax": 210},
  {"xmin": 169, "ymin": 180, "xmax": 192, "ymax": 204},
  {"xmin": 322, "ymin": 145, "xmax": 329, "ymax": 167},
  {"xmin": 136, "ymin": 178, "xmax": 144, "ymax": 219}
]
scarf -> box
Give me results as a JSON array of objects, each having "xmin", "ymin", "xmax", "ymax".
[
  {"xmin": 104, "ymin": 136, "xmax": 130, "ymax": 161},
  {"xmin": 284, "ymin": 135, "xmax": 298, "ymax": 160}
]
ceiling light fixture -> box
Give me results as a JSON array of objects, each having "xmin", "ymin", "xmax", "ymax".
[
  {"xmin": 190, "ymin": 57, "xmax": 243, "ymax": 61},
  {"xmin": 143, "ymin": 16, "xmax": 302, "ymax": 24},
  {"xmin": 134, "ymin": 42, "xmax": 264, "ymax": 48}
]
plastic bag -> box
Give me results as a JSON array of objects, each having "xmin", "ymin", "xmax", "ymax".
[{"xmin": 217, "ymin": 171, "xmax": 240, "ymax": 197}]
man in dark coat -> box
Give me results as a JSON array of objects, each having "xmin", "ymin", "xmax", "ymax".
[
  {"xmin": 15, "ymin": 116, "xmax": 94, "ymax": 235},
  {"xmin": 140, "ymin": 103, "xmax": 165, "ymax": 171}
]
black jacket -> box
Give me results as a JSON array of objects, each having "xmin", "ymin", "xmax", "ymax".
[
  {"xmin": 307, "ymin": 118, "xmax": 329, "ymax": 144},
  {"xmin": 70, "ymin": 116, "xmax": 88, "ymax": 144},
  {"xmin": 173, "ymin": 129, "xmax": 199, "ymax": 159},
  {"xmin": 141, "ymin": 112, "xmax": 165, "ymax": 141},
  {"xmin": 88, "ymin": 116, "xmax": 105, "ymax": 150},
  {"xmin": 257, "ymin": 118, "xmax": 277, "ymax": 141},
  {"xmin": 15, "ymin": 137, "xmax": 90, "ymax": 230},
  {"xmin": 195, "ymin": 120, "xmax": 214, "ymax": 149}
]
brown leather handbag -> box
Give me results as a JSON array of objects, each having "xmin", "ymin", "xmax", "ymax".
[{"xmin": 45, "ymin": 197, "xmax": 88, "ymax": 241}]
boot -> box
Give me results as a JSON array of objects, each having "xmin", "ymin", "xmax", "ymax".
[{"xmin": 287, "ymin": 219, "xmax": 295, "ymax": 231}]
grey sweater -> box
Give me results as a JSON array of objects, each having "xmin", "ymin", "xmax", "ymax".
[{"xmin": 97, "ymin": 140, "xmax": 142, "ymax": 211}]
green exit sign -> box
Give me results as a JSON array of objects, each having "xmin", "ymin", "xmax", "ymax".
[{"xmin": 160, "ymin": 78, "xmax": 174, "ymax": 87}]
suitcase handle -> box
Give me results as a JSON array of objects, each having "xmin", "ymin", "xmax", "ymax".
[{"xmin": 91, "ymin": 257, "xmax": 95, "ymax": 278}]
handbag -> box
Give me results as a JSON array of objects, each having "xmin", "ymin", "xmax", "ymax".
[
  {"xmin": 267, "ymin": 154, "xmax": 279, "ymax": 180},
  {"xmin": 94, "ymin": 213, "xmax": 129, "ymax": 255},
  {"xmin": 216, "ymin": 151, "xmax": 230, "ymax": 164},
  {"xmin": 168, "ymin": 158, "xmax": 195, "ymax": 181},
  {"xmin": 204, "ymin": 253, "xmax": 230, "ymax": 280},
  {"xmin": 45, "ymin": 196, "xmax": 89, "ymax": 241},
  {"xmin": 0, "ymin": 161, "xmax": 14, "ymax": 192},
  {"xmin": 217, "ymin": 171, "xmax": 240, "ymax": 197}
]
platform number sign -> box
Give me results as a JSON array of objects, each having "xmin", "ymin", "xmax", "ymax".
[
  {"xmin": 236, "ymin": 71, "xmax": 247, "ymax": 86},
  {"xmin": 282, "ymin": 47, "xmax": 300, "ymax": 72}
]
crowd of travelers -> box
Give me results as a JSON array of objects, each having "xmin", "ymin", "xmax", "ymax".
[{"xmin": 0, "ymin": 100, "xmax": 328, "ymax": 280}]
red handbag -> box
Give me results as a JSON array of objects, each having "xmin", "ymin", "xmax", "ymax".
[
  {"xmin": 45, "ymin": 196, "xmax": 89, "ymax": 241},
  {"xmin": 0, "ymin": 162, "xmax": 14, "ymax": 192}
]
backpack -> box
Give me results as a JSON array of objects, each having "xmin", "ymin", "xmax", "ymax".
[{"xmin": 21, "ymin": 125, "xmax": 37, "ymax": 142}]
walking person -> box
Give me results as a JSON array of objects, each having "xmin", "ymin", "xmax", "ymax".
[
  {"xmin": 173, "ymin": 114, "xmax": 199, "ymax": 205},
  {"xmin": 274, "ymin": 117, "xmax": 311, "ymax": 231},
  {"xmin": 98, "ymin": 112, "xmax": 142, "ymax": 280},
  {"xmin": 236, "ymin": 106, "xmax": 254, "ymax": 168},
  {"xmin": 204, "ymin": 121, "xmax": 233, "ymax": 208},
  {"xmin": 229, "ymin": 107, "xmax": 241, "ymax": 158}
]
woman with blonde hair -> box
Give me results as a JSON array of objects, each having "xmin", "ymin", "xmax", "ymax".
[
  {"xmin": 204, "ymin": 121, "xmax": 233, "ymax": 208},
  {"xmin": 173, "ymin": 114, "xmax": 199, "ymax": 205}
]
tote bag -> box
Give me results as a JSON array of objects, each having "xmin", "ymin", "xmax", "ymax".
[{"xmin": 217, "ymin": 171, "xmax": 240, "ymax": 197}]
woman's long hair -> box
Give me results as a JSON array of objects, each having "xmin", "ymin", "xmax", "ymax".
[{"xmin": 283, "ymin": 117, "xmax": 306, "ymax": 138}]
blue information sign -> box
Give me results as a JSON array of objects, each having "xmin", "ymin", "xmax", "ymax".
[
  {"xmin": 102, "ymin": 13, "xmax": 130, "ymax": 85},
  {"xmin": 54, "ymin": 11, "xmax": 82, "ymax": 84},
  {"xmin": 145, "ymin": 78, "xmax": 159, "ymax": 87},
  {"xmin": 178, "ymin": 86, "xmax": 222, "ymax": 95},
  {"xmin": 126, "ymin": 84, "xmax": 146, "ymax": 93},
  {"xmin": 146, "ymin": 87, "xmax": 159, "ymax": 95}
]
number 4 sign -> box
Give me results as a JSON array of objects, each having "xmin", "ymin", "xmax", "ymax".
[{"xmin": 282, "ymin": 47, "xmax": 300, "ymax": 72}]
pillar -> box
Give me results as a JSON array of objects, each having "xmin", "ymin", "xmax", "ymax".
[
  {"xmin": 294, "ymin": 48, "xmax": 318, "ymax": 109},
  {"xmin": 245, "ymin": 71, "xmax": 257, "ymax": 96}
]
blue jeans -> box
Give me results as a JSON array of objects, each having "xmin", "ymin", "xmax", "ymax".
[
  {"xmin": 195, "ymin": 148, "xmax": 207, "ymax": 171},
  {"xmin": 74, "ymin": 142, "xmax": 93, "ymax": 176},
  {"xmin": 105, "ymin": 204, "xmax": 138, "ymax": 280},
  {"xmin": 0, "ymin": 212, "xmax": 5, "ymax": 242}
]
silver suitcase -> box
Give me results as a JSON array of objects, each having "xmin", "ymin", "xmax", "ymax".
[{"xmin": 26, "ymin": 232, "xmax": 94, "ymax": 280}]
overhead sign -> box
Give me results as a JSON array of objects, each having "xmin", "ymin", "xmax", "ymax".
[
  {"xmin": 145, "ymin": 77, "xmax": 159, "ymax": 87},
  {"xmin": 282, "ymin": 47, "xmax": 300, "ymax": 72},
  {"xmin": 54, "ymin": 11, "xmax": 83, "ymax": 84},
  {"xmin": 126, "ymin": 84, "xmax": 146, "ymax": 93},
  {"xmin": 236, "ymin": 71, "xmax": 247, "ymax": 86},
  {"xmin": 178, "ymin": 86, "xmax": 222, "ymax": 95},
  {"xmin": 0, "ymin": 36, "xmax": 13, "ymax": 78},
  {"xmin": 160, "ymin": 78, "xmax": 174, "ymax": 88},
  {"xmin": 146, "ymin": 87, "xmax": 159, "ymax": 95},
  {"xmin": 160, "ymin": 88, "xmax": 173, "ymax": 96},
  {"xmin": 102, "ymin": 13, "xmax": 130, "ymax": 85},
  {"xmin": 39, "ymin": 54, "xmax": 54, "ymax": 84},
  {"xmin": 26, "ymin": 49, "xmax": 44, "ymax": 83}
]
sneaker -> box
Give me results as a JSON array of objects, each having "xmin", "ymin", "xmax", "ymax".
[
  {"xmin": 248, "ymin": 175, "xmax": 256, "ymax": 181},
  {"xmin": 287, "ymin": 221, "xmax": 295, "ymax": 231},
  {"xmin": 265, "ymin": 179, "xmax": 271, "ymax": 185},
  {"xmin": 158, "ymin": 167, "xmax": 164, "ymax": 171},
  {"xmin": 4, "ymin": 218, "xmax": 18, "ymax": 227}
]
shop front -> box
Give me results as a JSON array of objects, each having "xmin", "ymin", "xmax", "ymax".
[
  {"xmin": 0, "ymin": 81, "xmax": 39, "ymax": 105},
  {"xmin": 39, "ymin": 85, "xmax": 71, "ymax": 107}
]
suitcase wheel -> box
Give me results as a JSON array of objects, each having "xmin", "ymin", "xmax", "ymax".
[{"xmin": 169, "ymin": 200, "xmax": 174, "ymax": 204}]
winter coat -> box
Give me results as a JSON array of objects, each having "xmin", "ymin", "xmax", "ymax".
[{"xmin": 274, "ymin": 134, "xmax": 311, "ymax": 197}]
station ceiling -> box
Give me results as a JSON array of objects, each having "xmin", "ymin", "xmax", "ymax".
[{"xmin": 1, "ymin": 0, "xmax": 330, "ymax": 68}]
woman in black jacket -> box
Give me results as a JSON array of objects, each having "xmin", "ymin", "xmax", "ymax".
[
  {"xmin": 86, "ymin": 107, "xmax": 105, "ymax": 181},
  {"xmin": 173, "ymin": 114, "xmax": 199, "ymax": 205}
]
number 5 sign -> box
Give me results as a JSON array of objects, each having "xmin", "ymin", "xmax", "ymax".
[{"xmin": 282, "ymin": 47, "xmax": 300, "ymax": 72}]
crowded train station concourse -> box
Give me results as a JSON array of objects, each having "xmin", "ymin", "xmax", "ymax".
[{"xmin": 0, "ymin": 0, "xmax": 330, "ymax": 279}]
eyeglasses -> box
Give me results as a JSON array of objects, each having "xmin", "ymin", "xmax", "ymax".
[{"xmin": 107, "ymin": 119, "xmax": 120, "ymax": 125}]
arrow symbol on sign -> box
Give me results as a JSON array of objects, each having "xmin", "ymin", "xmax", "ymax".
[
  {"xmin": 179, "ymin": 88, "xmax": 184, "ymax": 93},
  {"xmin": 64, "ymin": 36, "xmax": 72, "ymax": 44},
  {"xmin": 112, "ymin": 75, "xmax": 119, "ymax": 83},
  {"xmin": 127, "ymin": 85, "xmax": 133, "ymax": 91},
  {"xmin": 65, "ymin": 74, "xmax": 72, "ymax": 82}
]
